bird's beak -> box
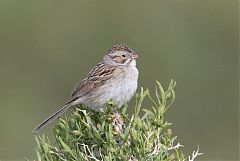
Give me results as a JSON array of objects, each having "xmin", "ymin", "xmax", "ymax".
[{"xmin": 132, "ymin": 53, "xmax": 139, "ymax": 59}]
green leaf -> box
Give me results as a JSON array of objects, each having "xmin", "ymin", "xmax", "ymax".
[
  {"xmin": 34, "ymin": 80, "xmax": 200, "ymax": 161},
  {"xmin": 58, "ymin": 136, "xmax": 76, "ymax": 160}
]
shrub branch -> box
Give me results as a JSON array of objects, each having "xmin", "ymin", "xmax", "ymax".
[{"xmin": 35, "ymin": 80, "xmax": 202, "ymax": 161}]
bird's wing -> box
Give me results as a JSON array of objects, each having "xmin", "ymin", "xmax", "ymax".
[{"xmin": 66, "ymin": 62, "xmax": 116, "ymax": 104}]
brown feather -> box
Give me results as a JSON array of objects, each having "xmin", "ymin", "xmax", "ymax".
[
  {"xmin": 108, "ymin": 44, "xmax": 134, "ymax": 54},
  {"xmin": 68, "ymin": 62, "xmax": 117, "ymax": 104}
]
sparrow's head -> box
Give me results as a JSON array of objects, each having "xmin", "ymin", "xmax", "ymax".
[{"xmin": 103, "ymin": 44, "xmax": 138, "ymax": 66}]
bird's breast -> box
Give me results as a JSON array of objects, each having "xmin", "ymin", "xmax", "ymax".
[
  {"xmin": 81, "ymin": 66, "xmax": 138, "ymax": 110},
  {"xmin": 108, "ymin": 66, "xmax": 138, "ymax": 106}
]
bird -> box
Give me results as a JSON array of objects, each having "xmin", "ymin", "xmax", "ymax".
[{"xmin": 33, "ymin": 44, "xmax": 139, "ymax": 134}]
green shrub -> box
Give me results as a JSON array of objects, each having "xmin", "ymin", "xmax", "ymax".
[{"xmin": 35, "ymin": 80, "xmax": 202, "ymax": 161}]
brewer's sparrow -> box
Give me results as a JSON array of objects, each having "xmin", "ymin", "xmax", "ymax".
[{"xmin": 33, "ymin": 44, "xmax": 139, "ymax": 133}]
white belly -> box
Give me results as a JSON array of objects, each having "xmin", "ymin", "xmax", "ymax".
[{"xmin": 81, "ymin": 66, "xmax": 138, "ymax": 110}]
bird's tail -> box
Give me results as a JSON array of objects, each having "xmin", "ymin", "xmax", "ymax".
[{"xmin": 33, "ymin": 104, "xmax": 71, "ymax": 134}]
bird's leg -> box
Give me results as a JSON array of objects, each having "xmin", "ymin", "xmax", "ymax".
[{"xmin": 112, "ymin": 111, "xmax": 123, "ymax": 134}]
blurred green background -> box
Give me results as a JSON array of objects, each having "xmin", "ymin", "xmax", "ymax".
[{"xmin": 0, "ymin": 0, "xmax": 238, "ymax": 160}]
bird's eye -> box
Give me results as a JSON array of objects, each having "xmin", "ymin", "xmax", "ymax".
[{"xmin": 121, "ymin": 54, "xmax": 126, "ymax": 58}]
